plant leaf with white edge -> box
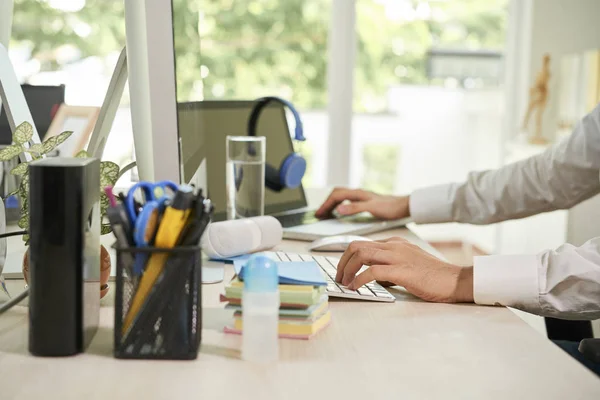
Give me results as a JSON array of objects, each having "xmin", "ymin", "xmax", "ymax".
[
  {"xmin": 101, "ymin": 224, "xmax": 113, "ymax": 235},
  {"xmin": 27, "ymin": 143, "xmax": 45, "ymax": 155},
  {"xmin": 19, "ymin": 172, "xmax": 29, "ymax": 193},
  {"xmin": 19, "ymin": 192, "xmax": 28, "ymax": 217},
  {"xmin": 100, "ymin": 193, "xmax": 110, "ymax": 214},
  {"xmin": 10, "ymin": 162, "xmax": 29, "ymax": 176},
  {"xmin": 41, "ymin": 136, "xmax": 59, "ymax": 154},
  {"xmin": 13, "ymin": 121, "xmax": 33, "ymax": 144},
  {"xmin": 23, "ymin": 233, "xmax": 30, "ymax": 245},
  {"xmin": 55, "ymin": 131, "xmax": 73, "ymax": 146},
  {"xmin": 75, "ymin": 150, "xmax": 89, "ymax": 158},
  {"xmin": 0, "ymin": 145, "xmax": 23, "ymax": 161},
  {"xmin": 100, "ymin": 161, "xmax": 119, "ymax": 187},
  {"xmin": 18, "ymin": 214, "xmax": 29, "ymax": 229}
]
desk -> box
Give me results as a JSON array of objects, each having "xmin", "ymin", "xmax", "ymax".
[{"xmin": 0, "ymin": 225, "xmax": 599, "ymax": 399}]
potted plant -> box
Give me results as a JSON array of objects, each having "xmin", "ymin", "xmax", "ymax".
[{"xmin": 0, "ymin": 121, "xmax": 121, "ymax": 298}]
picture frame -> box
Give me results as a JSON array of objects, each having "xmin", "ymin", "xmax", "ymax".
[{"xmin": 45, "ymin": 104, "xmax": 100, "ymax": 156}]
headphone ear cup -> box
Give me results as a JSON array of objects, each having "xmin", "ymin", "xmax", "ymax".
[
  {"xmin": 265, "ymin": 163, "xmax": 283, "ymax": 192},
  {"xmin": 279, "ymin": 153, "xmax": 306, "ymax": 189}
]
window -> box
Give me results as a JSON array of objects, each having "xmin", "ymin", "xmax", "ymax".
[
  {"xmin": 10, "ymin": 0, "xmax": 132, "ymax": 175},
  {"xmin": 195, "ymin": 0, "xmax": 331, "ymax": 187},
  {"xmin": 352, "ymin": 0, "xmax": 509, "ymax": 195}
]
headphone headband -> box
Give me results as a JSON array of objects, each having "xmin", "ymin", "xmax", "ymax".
[{"xmin": 247, "ymin": 96, "xmax": 305, "ymax": 141}]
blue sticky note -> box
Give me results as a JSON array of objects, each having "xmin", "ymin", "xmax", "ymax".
[{"xmin": 233, "ymin": 259, "xmax": 326, "ymax": 287}]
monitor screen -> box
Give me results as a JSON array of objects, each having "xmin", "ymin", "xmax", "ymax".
[
  {"xmin": 176, "ymin": 101, "xmax": 308, "ymax": 221},
  {"xmin": 0, "ymin": 84, "xmax": 65, "ymax": 144}
]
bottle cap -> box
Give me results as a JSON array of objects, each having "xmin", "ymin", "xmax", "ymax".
[{"xmin": 243, "ymin": 254, "xmax": 278, "ymax": 292}]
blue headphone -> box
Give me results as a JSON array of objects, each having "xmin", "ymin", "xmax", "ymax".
[{"xmin": 247, "ymin": 96, "xmax": 307, "ymax": 192}]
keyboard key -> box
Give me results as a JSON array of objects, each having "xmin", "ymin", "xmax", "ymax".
[
  {"xmin": 288, "ymin": 253, "xmax": 303, "ymax": 262},
  {"xmin": 340, "ymin": 286, "xmax": 359, "ymax": 295},
  {"xmin": 357, "ymin": 287, "xmax": 375, "ymax": 296},
  {"xmin": 299, "ymin": 254, "xmax": 314, "ymax": 262},
  {"xmin": 277, "ymin": 252, "xmax": 289, "ymax": 261},
  {"xmin": 326, "ymin": 257, "xmax": 340, "ymax": 268},
  {"xmin": 327, "ymin": 284, "xmax": 342, "ymax": 293}
]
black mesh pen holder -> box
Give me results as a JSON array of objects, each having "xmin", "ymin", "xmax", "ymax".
[{"xmin": 113, "ymin": 245, "xmax": 202, "ymax": 360}]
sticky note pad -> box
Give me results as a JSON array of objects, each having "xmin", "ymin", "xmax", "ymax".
[{"xmin": 233, "ymin": 259, "xmax": 327, "ymax": 287}]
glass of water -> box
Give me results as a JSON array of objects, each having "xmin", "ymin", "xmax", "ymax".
[{"xmin": 226, "ymin": 136, "xmax": 266, "ymax": 219}]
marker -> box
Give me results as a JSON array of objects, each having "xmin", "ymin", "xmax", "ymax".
[{"xmin": 122, "ymin": 185, "xmax": 195, "ymax": 335}]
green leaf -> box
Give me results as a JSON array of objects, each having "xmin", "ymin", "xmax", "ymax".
[
  {"xmin": 55, "ymin": 131, "xmax": 73, "ymax": 146},
  {"xmin": 19, "ymin": 172, "xmax": 29, "ymax": 193},
  {"xmin": 23, "ymin": 234, "xmax": 30, "ymax": 245},
  {"xmin": 42, "ymin": 136, "xmax": 59, "ymax": 154},
  {"xmin": 13, "ymin": 122, "xmax": 33, "ymax": 145},
  {"xmin": 19, "ymin": 193, "xmax": 28, "ymax": 217},
  {"xmin": 100, "ymin": 193, "xmax": 110, "ymax": 215},
  {"xmin": 27, "ymin": 143, "xmax": 45, "ymax": 155},
  {"xmin": 10, "ymin": 162, "xmax": 29, "ymax": 176},
  {"xmin": 101, "ymin": 224, "xmax": 113, "ymax": 235},
  {"xmin": 0, "ymin": 145, "xmax": 23, "ymax": 161},
  {"xmin": 75, "ymin": 150, "xmax": 89, "ymax": 158},
  {"xmin": 18, "ymin": 214, "xmax": 29, "ymax": 229},
  {"xmin": 100, "ymin": 161, "xmax": 120, "ymax": 187}
]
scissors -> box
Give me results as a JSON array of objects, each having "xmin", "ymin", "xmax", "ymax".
[{"xmin": 125, "ymin": 180, "xmax": 178, "ymax": 273}]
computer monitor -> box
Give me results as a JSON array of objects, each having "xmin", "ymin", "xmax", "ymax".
[
  {"xmin": 123, "ymin": 0, "xmax": 183, "ymax": 184},
  {"xmin": 177, "ymin": 101, "xmax": 308, "ymax": 221},
  {"xmin": 0, "ymin": 84, "xmax": 65, "ymax": 145}
]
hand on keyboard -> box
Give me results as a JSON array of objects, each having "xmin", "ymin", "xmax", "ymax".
[
  {"xmin": 268, "ymin": 251, "xmax": 396, "ymax": 302},
  {"xmin": 336, "ymin": 237, "xmax": 474, "ymax": 304}
]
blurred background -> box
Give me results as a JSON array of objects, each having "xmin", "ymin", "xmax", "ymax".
[
  {"xmin": 6, "ymin": 2, "xmax": 600, "ymax": 336},
  {"xmin": 7, "ymin": 0, "xmax": 508, "ymax": 243}
]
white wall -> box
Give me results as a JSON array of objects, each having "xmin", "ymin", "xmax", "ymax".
[{"xmin": 518, "ymin": 0, "xmax": 600, "ymax": 142}]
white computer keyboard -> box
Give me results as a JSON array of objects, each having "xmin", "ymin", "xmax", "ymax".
[{"xmin": 265, "ymin": 251, "xmax": 396, "ymax": 303}]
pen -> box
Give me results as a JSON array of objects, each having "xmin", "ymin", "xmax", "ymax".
[
  {"xmin": 105, "ymin": 187, "xmax": 136, "ymax": 276},
  {"xmin": 122, "ymin": 185, "xmax": 195, "ymax": 335}
]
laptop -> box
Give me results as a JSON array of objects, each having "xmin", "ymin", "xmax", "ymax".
[{"xmin": 177, "ymin": 100, "xmax": 409, "ymax": 241}]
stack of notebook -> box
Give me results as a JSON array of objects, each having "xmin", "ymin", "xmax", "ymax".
[{"xmin": 221, "ymin": 259, "xmax": 331, "ymax": 340}]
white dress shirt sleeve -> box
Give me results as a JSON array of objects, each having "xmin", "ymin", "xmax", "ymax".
[{"xmin": 409, "ymin": 103, "xmax": 600, "ymax": 318}]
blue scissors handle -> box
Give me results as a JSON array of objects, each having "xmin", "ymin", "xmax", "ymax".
[
  {"xmin": 125, "ymin": 182, "xmax": 155, "ymax": 223},
  {"xmin": 153, "ymin": 180, "xmax": 179, "ymax": 202},
  {"xmin": 125, "ymin": 180, "xmax": 177, "ymax": 223}
]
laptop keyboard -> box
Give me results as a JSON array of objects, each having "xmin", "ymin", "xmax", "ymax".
[
  {"xmin": 274, "ymin": 211, "xmax": 320, "ymax": 228},
  {"xmin": 266, "ymin": 251, "xmax": 396, "ymax": 303}
]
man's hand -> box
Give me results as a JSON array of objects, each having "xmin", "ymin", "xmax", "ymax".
[
  {"xmin": 315, "ymin": 188, "xmax": 410, "ymax": 220},
  {"xmin": 336, "ymin": 237, "xmax": 474, "ymax": 303}
]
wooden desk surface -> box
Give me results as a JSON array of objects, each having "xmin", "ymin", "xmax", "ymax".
[{"xmin": 0, "ymin": 226, "xmax": 599, "ymax": 399}]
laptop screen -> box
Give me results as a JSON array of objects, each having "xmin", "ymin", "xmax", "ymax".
[
  {"xmin": 171, "ymin": 1, "xmax": 308, "ymax": 220},
  {"xmin": 176, "ymin": 101, "xmax": 308, "ymax": 221}
]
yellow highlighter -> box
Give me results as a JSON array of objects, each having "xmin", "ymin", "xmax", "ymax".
[{"xmin": 122, "ymin": 186, "xmax": 195, "ymax": 335}]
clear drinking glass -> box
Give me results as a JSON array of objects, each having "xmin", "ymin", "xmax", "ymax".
[{"xmin": 226, "ymin": 136, "xmax": 266, "ymax": 219}]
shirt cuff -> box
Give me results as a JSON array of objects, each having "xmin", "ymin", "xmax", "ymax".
[
  {"xmin": 409, "ymin": 183, "xmax": 458, "ymax": 224},
  {"xmin": 473, "ymin": 254, "xmax": 541, "ymax": 310}
]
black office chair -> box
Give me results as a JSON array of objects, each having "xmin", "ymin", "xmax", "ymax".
[
  {"xmin": 545, "ymin": 318, "xmax": 593, "ymax": 341},
  {"xmin": 546, "ymin": 318, "xmax": 600, "ymax": 374},
  {"xmin": 0, "ymin": 83, "xmax": 66, "ymax": 144}
]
